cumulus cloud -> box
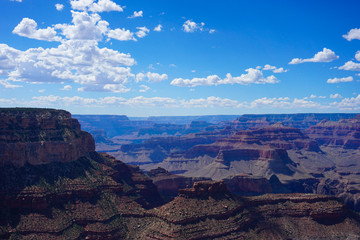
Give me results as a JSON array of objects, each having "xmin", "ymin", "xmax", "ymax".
[
  {"xmin": 135, "ymin": 26, "xmax": 150, "ymax": 38},
  {"xmin": 61, "ymin": 85, "xmax": 72, "ymax": 90},
  {"xmin": 70, "ymin": 0, "xmax": 123, "ymax": 12},
  {"xmin": 289, "ymin": 48, "xmax": 339, "ymax": 64},
  {"xmin": 55, "ymin": 11, "xmax": 109, "ymax": 41},
  {"xmin": 128, "ymin": 10, "xmax": 143, "ymax": 18},
  {"xmin": 10, "ymin": 0, "xmax": 22, "ymax": 2},
  {"xmin": 356, "ymin": 51, "xmax": 360, "ymax": 62},
  {"xmin": 338, "ymin": 61, "xmax": 360, "ymax": 71},
  {"xmin": 154, "ymin": 24, "xmax": 162, "ymax": 32},
  {"xmin": 246, "ymin": 97, "xmax": 322, "ymax": 109},
  {"xmin": 12, "ymin": 18, "xmax": 62, "ymax": 42},
  {"xmin": 14, "ymin": 9, "xmax": 143, "ymax": 43},
  {"xmin": 209, "ymin": 29, "xmax": 215, "ymax": 34},
  {"xmin": 0, "ymin": 41, "xmax": 136, "ymax": 92},
  {"xmin": 171, "ymin": 68, "xmax": 279, "ymax": 87},
  {"xmin": 181, "ymin": 96, "xmax": 239, "ymax": 108},
  {"xmin": 108, "ymin": 28, "xmax": 136, "ymax": 41},
  {"xmin": 55, "ymin": 3, "xmax": 64, "ymax": 11},
  {"xmin": 103, "ymin": 84, "xmax": 130, "ymax": 93},
  {"xmin": 330, "ymin": 93, "xmax": 342, "ymax": 99},
  {"xmin": 262, "ymin": 64, "xmax": 288, "ymax": 73},
  {"xmin": 343, "ymin": 28, "xmax": 360, "ymax": 41},
  {"xmin": 139, "ymin": 84, "xmax": 150, "ymax": 92},
  {"xmin": 136, "ymin": 72, "xmax": 168, "ymax": 83},
  {"xmin": 331, "ymin": 95, "xmax": 360, "ymax": 110},
  {"xmin": 327, "ymin": 76, "xmax": 353, "ymax": 84},
  {"xmin": 182, "ymin": 20, "xmax": 205, "ymax": 33}
]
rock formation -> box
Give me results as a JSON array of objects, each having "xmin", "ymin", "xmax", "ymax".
[
  {"xmin": 1, "ymin": 108, "xmax": 360, "ymax": 239},
  {"xmin": 306, "ymin": 115, "xmax": 360, "ymax": 149},
  {"xmin": 147, "ymin": 167, "xmax": 211, "ymax": 201},
  {"xmin": 136, "ymin": 182, "xmax": 360, "ymax": 240},
  {"xmin": 0, "ymin": 108, "xmax": 94, "ymax": 167}
]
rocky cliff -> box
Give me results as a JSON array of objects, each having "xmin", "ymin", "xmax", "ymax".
[
  {"xmin": 0, "ymin": 108, "xmax": 94, "ymax": 167},
  {"xmin": 306, "ymin": 115, "xmax": 360, "ymax": 149},
  {"xmin": 234, "ymin": 113, "xmax": 358, "ymax": 130},
  {"xmin": 136, "ymin": 181, "xmax": 360, "ymax": 239},
  {"xmin": 1, "ymin": 108, "xmax": 360, "ymax": 239},
  {"xmin": 0, "ymin": 108, "xmax": 163, "ymax": 239}
]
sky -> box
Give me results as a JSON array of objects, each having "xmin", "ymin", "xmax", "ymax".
[{"xmin": 1, "ymin": 0, "xmax": 360, "ymax": 116}]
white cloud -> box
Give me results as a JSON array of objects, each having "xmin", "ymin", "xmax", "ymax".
[
  {"xmin": 135, "ymin": 72, "xmax": 168, "ymax": 83},
  {"xmin": 309, "ymin": 94, "xmax": 317, "ymax": 98},
  {"xmin": 169, "ymin": 64, "xmax": 176, "ymax": 68},
  {"xmin": 103, "ymin": 84, "xmax": 130, "ymax": 93},
  {"xmin": 331, "ymin": 95, "xmax": 360, "ymax": 110},
  {"xmin": 289, "ymin": 48, "xmax": 339, "ymax": 64},
  {"xmin": 135, "ymin": 26, "xmax": 150, "ymax": 38},
  {"xmin": 0, "ymin": 41, "xmax": 136, "ymax": 92},
  {"xmin": 108, "ymin": 28, "xmax": 136, "ymax": 41},
  {"xmin": 55, "ymin": 11, "xmax": 109, "ymax": 41},
  {"xmin": 128, "ymin": 10, "xmax": 143, "ymax": 18},
  {"xmin": 182, "ymin": 20, "xmax": 205, "ymax": 33},
  {"xmin": 262, "ymin": 64, "xmax": 288, "ymax": 73},
  {"xmin": 246, "ymin": 97, "xmax": 322, "ymax": 109},
  {"xmin": 0, "ymin": 79, "xmax": 23, "ymax": 88},
  {"xmin": 10, "ymin": 0, "xmax": 22, "ymax": 2},
  {"xmin": 70, "ymin": 0, "xmax": 123, "ymax": 12},
  {"xmin": 209, "ymin": 29, "xmax": 215, "ymax": 34},
  {"xmin": 327, "ymin": 76, "xmax": 353, "ymax": 84},
  {"xmin": 171, "ymin": 68, "xmax": 279, "ymax": 87},
  {"xmin": 181, "ymin": 96, "xmax": 239, "ymax": 108},
  {"xmin": 55, "ymin": 3, "xmax": 64, "ymax": 11},
  {"xmin": 338, "ymin": 61, "xmax": 360, "ymax": 71},
  {"xmin": 139, "ymin": 84, "xmax": 150, "ymax": 92},
  {"xmin": 330, "ymin": 93, "xmax": 342, "ymax": 99},
  {"xmin": 343, "ymin": 28, "xmax": 360, "ymax": 41},
  {"xmin": 356, "ymin": 51, "xmax": 360, "ymax": 62},
  {"xmin": 38, "ymin": 89, "xmax": 46, "ymax": 93},
  {"xmin": 154, "ymin": 24, "xmax": 162, "ymax": 32},
  {"xmin": 12, "ymin": 18, "xmax": 62, "ymax": 42},
  {"xmin": 61, "ymin": 85, "xmax": 72, "ymax": 90}
]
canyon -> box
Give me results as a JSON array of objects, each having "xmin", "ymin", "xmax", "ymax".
[{"xmin": 1, "ymin": 108, "xmax": 360, "ymax": 239}]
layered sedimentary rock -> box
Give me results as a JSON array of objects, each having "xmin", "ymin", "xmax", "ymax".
[
  {"xmin": 147, "ymin": 167, "xmax": 211, "ymax": 201},
  {"xmin": 0, "ymin": 108, "xmax": 94, "ymax": 167},
  {"xmin": 233, "ymin": 113, "xmax": 358, "ymax": 130},
  {"xmin": 306, "ymin": 115, "xmax": 360, "ymax": 149},
  {"xmin": 148, "ymin": 124, "xmax": 318, "ymax": 180},
  {"xmin": 135, "ymin": 181, "xmax": 360, "ymax": 240},
  {"xmin": 0, "ymin": 108, "xmax": 163, "ymax": 239},
  {"xmin": 112, "ymin": 128, "xmax": 234, "ymax": 166},
  {"xmin": 2, "ymin": 108, "xmax": 360, "ymax": 239}
]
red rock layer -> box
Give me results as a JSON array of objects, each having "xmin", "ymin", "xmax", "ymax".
[
  {"xmin": 0, "ymin": 108, "xmax": 94, "ymax": 166},
  {"xmin": 306, "ymin": 116, "xmax": 360, "ymax": 149}
]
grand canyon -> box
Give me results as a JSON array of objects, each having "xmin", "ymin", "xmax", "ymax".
[{"xmin": 1, "ymin": 108, "xmax": 360, "ymax": 239}]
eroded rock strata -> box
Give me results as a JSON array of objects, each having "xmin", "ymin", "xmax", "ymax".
[
  {"xmin": 0, "ymin": 108, "xmax": 94, "ymax": 167},
  {"xmin": 1, "ymin": 108, "xmax": 360, "ymax": 239}
]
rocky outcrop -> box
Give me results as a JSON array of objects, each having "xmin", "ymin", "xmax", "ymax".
[
  {"xmin": 233, "ymin": 113, "xmax": 358, "ymax": 130},
  {"xmin": 306, "ymin": 116, "xmax": 360, "ymax": 149},
  {"xmin": 178, "ymin": 180, "xmax": 231, "ymax": 199},
  {"xmin": 2, "ymin": 109, "xmax": 360, "ymax": 239},
  {"xmin": 147, "ymin": 167, "xmax": 211, "ymax": 201},
  {"xmin": 0, "ymin": 108, "xmax": 94, "ymax": 167},
  {"xmin": 224, "ymin": 174, "xmax": 287, "ymax": 195},
  {"xmin": 138, "ymin": 183, "xmax": 360, "ymax": 240},
  {"xmin": 0, "ymin": 151, "xmax": 164, "ymax": 240}
]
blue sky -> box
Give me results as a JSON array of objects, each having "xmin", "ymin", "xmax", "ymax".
[{"xmin": 1, "ymin": 0, "xmax": 360, "ymax": 116}]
